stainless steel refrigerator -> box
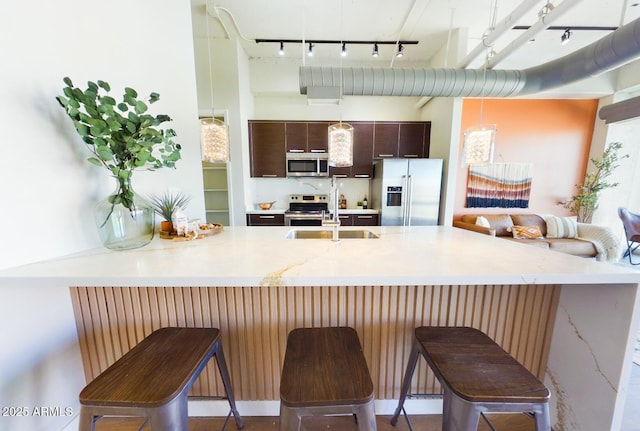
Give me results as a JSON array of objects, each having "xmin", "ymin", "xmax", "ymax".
[{"xmin": 371, "ymin": 158, "xmax": 443, "ymax": 226}]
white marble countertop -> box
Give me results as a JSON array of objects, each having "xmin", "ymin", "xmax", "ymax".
[{"xmin": 2, "ymin": 226, "xmax": 639, "ymax": 287}]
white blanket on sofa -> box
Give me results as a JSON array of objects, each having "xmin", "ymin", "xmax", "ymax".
[{"xmin": 576, "ymin": 222, "xmax": 621, "ymax": 262}]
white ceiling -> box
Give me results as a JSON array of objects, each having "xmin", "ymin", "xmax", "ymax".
[{"xmin": 191, "ymin": 0, "xmax": 640, "ymax": 96}]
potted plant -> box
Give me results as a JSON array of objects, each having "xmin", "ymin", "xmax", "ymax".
[
  {"xmin": 56, "ymin": 77, "xmax": 182, "ymax": 250},
  {"xmin": 149, "ymin": 191, "xmax": 191, "ymax": 233},
  {"xmin": 560, "ymin": 141, "xmax": 628, "ymax": 223}
]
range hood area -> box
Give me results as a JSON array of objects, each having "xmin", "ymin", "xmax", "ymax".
[{"xmin": 299, "ymin": 17, "xmax": 640, "ymax": 99}]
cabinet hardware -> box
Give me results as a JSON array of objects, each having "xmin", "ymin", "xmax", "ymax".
[
  {"xmin": 310, "ymin": 149, "xmax": 327, "ymax": 153},
  {"xmin": 259, "ymin": 215, "xmax": 276, "ymax": 219},
  {"xmin": 354, "ymin": 174, "xmax": 370, "ymax": 178},
  {"xmin": 262, "ymin": 174, "xmax": 277, "ymax": 177},
  {"xmin": 357, "ymin": 215, "xmax": 373, "ymax": 219},
  {"xmin": 378, "ymin": 154, "xmax": 394, "ymax": 157},
  {"xmin": 288, "ymin": 149, "xmax": 304, "ymax": 153},
  {"xmin": 403, "ymin": 154, "xmax": 419, "ymax": 158},
  {"xmin": 332, "ymin": 174, "xmax": 348, "ymax": 178}
]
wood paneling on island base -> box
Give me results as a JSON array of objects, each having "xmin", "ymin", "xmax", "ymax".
[{"xmin": 70, "ymin": 285, "xmax": 559, "ymax": 401}]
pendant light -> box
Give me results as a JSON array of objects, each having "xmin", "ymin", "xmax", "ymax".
[
  {"xmin": 328, "ymin": 0, "xmax": 353, "ymax": 168},
  {"xmin": 463, "ymin": 34, "xmax": 496, "ymax": 165},
  {"xmin": 201, "ymin": 4, "xmax": 230, "ymax": 162}
]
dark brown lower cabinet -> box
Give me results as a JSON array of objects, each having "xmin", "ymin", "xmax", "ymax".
[
  {"xmin": 247, "ymin": 214, "xmax": 285, "ymax": 226},
  {"xmin": 337, "ymin": 213, "xmax": 379, "ymax": 226}
]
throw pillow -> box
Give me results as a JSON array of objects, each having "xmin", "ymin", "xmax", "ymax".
[
  {"xmin": 475, "ymin": 216, "xmax": 490, "ymax": 227},
  {"xmin": 545, "ymin": 215, "xmax": 578, "ymax": 238},
  {"xmin": 511, "ymin": 225, "xmax": 544, "ymax": 240}
]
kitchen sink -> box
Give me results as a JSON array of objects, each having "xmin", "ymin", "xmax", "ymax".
[{"xmin": 285, "ymin": 229, "xmax": 379, "ymax": 239}]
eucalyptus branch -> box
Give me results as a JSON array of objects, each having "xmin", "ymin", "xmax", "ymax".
[{"xmin": 56, "ymin": 77, "xmax": 182, "ymax": 217}]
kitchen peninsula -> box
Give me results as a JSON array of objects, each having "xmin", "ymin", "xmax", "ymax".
[{"xmin": 2, "ymin": 226, "xmax": 639, "ymax": 431}]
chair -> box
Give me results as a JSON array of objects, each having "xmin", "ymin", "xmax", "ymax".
[
  {"xmin": 279, "ymin": 326, "xmax": 377, "ymax": 431},
  {"xmin": 618, "ymin": 207, "xmax": 640, "ymax": 265}
]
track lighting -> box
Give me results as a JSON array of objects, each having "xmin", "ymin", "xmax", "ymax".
[
  {"xmin": 561, "ymin": 28, "xmax": 572, "ymax": 45},
  {"xmin": 255, "ymin": 39, "xmax": 418, "ymax": 58}
]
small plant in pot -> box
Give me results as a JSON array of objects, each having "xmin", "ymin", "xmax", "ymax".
[
  {"xmin": 56, "ymin": 77, "xmax": 181, "ymax": 250},
  {"xmin": 149, "ymin": 191, "xmax": 191, "ymax": 233}
]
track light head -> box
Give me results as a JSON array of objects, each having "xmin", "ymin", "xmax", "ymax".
[
  {"xmin": 561, "ymin": 28, "xmax": 572, "ymax": 45},
  {"xmin": 278, "ymin": 41, "xmax": 285, "ymax": 56},
  {"xmin": 372, "ymin": 43, "xmax": 379, "ymax": 57},
  {"xmin": 307, "ymin": 42, "xmax": 313, "ymax": 57},
  {"xmin": 396, "ymin": 43, "xmax": 404, "ymax": 57},
  {"xmin": 341, "ymin": 42, "xmax": 347, "ymax": 57}
]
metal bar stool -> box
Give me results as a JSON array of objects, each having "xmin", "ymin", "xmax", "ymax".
[
  {"xmin": 391, "ymin": 326, "xmax": 550, "ymax": 431},
  {"xmin": 279, "ymin": 326, "xmax": 377, "ymax": 431},
  {"xmin": 78, "ymin": 327, "xmax": 243, "ymax": 431}
]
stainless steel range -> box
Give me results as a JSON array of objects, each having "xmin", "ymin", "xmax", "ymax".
[{"xmin": 284, "ymin": 194, "xmax": 330, "ymax": 226}]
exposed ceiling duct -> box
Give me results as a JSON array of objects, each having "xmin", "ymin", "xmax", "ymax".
[{"xmin": 299, "ymin": 17, "xmax": 640, "ymax": 99}]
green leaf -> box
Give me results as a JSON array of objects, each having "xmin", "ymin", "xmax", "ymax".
[
  {"xmin": 117, "ymin": 103, "xmax": 128, "ymax": 112},
  {"xmin": 124, "ymin": 87, "xmax": 138, "ymax": 98},
  {"xmin": 63, "ymin": 77, "xmax": 73, "ymax": 86},
  {"xmin": 149, "ymin": 92, "xmax": 160, "ymax": 103},
  {"xmin": 126, "ymin": 121, "xmax": 136, "ymax": 134},
  {"xmin": 87, "ymin": 157, "xmax": 103, "ymax": 166},
  {"xmin": 135, "ymin": 101, "xmax": 148, "ymax": 114},
  {"xmin": 97, "ymin": 80, "xmax": 111, "ymax": 92},
  {"xmin": 97, "ymin": 147, "xmax": 114, "ymax": 160},
  {"xmin": 87, "ymin": 81, "xmax": 98, "ymax": 92},
  {"xmin": 100, "ymin": 95, "xmax": 116, "ymax": 105}
]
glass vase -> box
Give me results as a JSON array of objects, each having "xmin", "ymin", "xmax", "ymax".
[{"xmin": 94, "ymin": 182, "xmax": 155, "ymax": 250}]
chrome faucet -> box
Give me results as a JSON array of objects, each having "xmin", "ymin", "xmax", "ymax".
[{"xmin": 322, "ymin": 175, "xmax": 341, "ymax": 241}]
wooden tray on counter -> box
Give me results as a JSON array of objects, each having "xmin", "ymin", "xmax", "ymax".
[{"xmin": 159, "ymin": 223, "xmax": 223, "ymax": 241}]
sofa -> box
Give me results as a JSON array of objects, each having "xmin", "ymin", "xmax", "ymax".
[{"xmin": 453, "ymin": 213, "xmax": 620, "ymax": 261}]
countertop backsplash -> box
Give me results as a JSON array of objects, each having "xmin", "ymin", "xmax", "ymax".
[{"xmin": 249, "ymin": 177, "xmax": 371, "ymax": 212}]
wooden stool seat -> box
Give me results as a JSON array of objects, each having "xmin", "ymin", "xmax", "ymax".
[
  {"xmin": 279, "ymin": 327, "xmax": 377, "ymax": 430},
  {"xmin": 391, "ymin": 327, "xmax": 550, "ymax": 431},
  {"xmin": 79, "ymin": 327, "xmax": 243, "ymax": 431}
]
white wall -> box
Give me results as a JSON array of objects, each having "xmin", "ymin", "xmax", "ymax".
[{"xmin": 0, "ymin": 1, "xmax": 203, "ymax": 430}]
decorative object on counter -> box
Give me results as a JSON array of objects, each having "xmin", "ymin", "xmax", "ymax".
[
  {"xmin": 56, "ymin": 77, "xmax": 181, "ymax": 250},
  {"xmin": 149, "ymin": 190, "xmax": 191, "ymax": 233},
  {"xmin": 258, "ymin": 201, "xmax": 276, "ymax": 210},
  {"xmin": 339, "ymin": 194, "xmax": 347, "ymax": 209},
  {"xmin": 357, "ymin": 200, "xmax": 363, "ymax": 209},
  {"xmin": 171, "ymin": 207, "xmax": 189, "ymax": 236},
  {"xmin": 560, "ymin": 142, "xmax": 628, "ymax": 223},
  {"xmin": 362, "ymin": 195, "xmax": 368, "ymax": 209},
  {"xmin": 201, "ymin": 4, "xmax": 229, "ymax": 162},
  {"xmin": 160, "ymin": 223, "xmax": 223, "ymax": 241}
]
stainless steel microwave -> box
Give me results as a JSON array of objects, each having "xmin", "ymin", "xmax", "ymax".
[{"xmin": 286, "ymin": 152, "xmax": 329, "ymax": 177}]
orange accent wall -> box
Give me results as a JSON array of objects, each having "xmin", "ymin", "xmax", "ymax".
[{"xmin": 454, "ymin": 98, "xmax": 598, "ymax": 218}]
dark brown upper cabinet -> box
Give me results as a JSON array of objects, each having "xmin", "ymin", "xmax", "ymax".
[
  {"xmin": 373, "ymin": 121, "xmax": 431, "ymax": 159},
  {"xmin": 306, "ymin": 122, "xmax": 330, "ymax": 153},
  {"xmin": 285, "ymin": 122, "xmax": 308, "ymax": 153},
  {"xmin": 373, "ymin": 122, "xmax": 400, "ymax": 158},
  {"xmin": 351, "ymin": 122, "xmax": 374, "ymax": 178},
  {"xmin": 399, "ymin": 122, "xmax": 426, "ymax": 158},
  {"xmin": 249, "ymin": 121, "xmax": 286, "ymax": 178}
]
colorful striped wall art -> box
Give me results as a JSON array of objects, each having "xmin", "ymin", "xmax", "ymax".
[{"xmin": 466, "ymin": 163, "xmax": 533, "ymax": 208}]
